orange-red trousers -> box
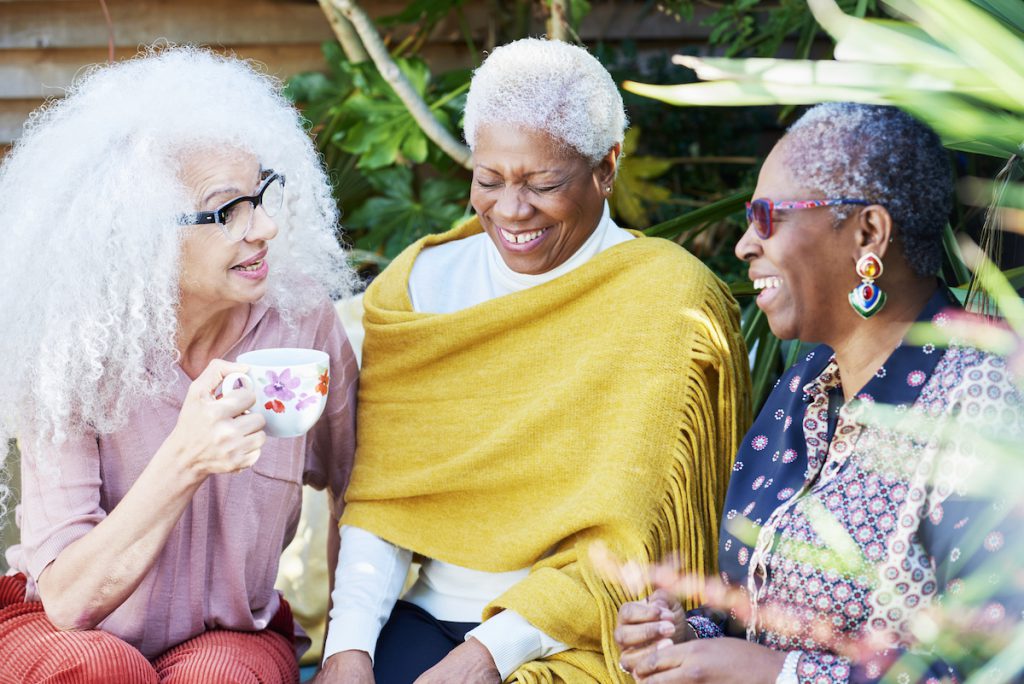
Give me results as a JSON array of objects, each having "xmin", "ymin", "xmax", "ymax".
[{"xmin": 0, "ymin": 574, "xmax": 299, "ymax": 684}]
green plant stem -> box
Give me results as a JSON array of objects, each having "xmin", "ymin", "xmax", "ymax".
[
  {"xmin": 317, "ymin": 0, "xmax": 369, "ymax": 63},
  {"xmin": 330, "ymin": 0, "xmax": 473, "ymax": 169},
  {"xmin": 429, "ymin": 81, "xmax": 471, "ymax": 111},
  {"xmin": 547, "ymin": 0, "xmax": 570, "ymax": 41}
]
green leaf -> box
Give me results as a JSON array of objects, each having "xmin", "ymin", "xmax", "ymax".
[
  {"xmin": 884, "ymin": 0, "xmax": 1024, "ymax": 109},
  {"xmin": 942, "ymin": 223, "xmax": 973, "ymax": 287},
  {"xmin": 645, "ymin": 189, "xmax": 751, "ymax": 241},
  {"xmin": 395, "ymin": 57, "xmax": 432, "ymax": 97},
  {"xmin": 608, "ymin": 129, "xmax": 675, "ymax": 227},
  {"xmin": 347, "ymin": 170, "xmax": 468, "ymax": 257},
  {"xmin": 401, "ymin": 131, "xmax": 430, "ymax": 164},
  {"xmin": 967, "ymin": 0, "xmax": 1024, "ymax": 33},
  {"xmin": 363, "ymin": 167, "xmax": 415, "ymax": 198},
  {"xmin": 378, "ymin": 0, "xmax": 465, "ymax": 28},
  {"xmin": 569, "ymin": 0, "xmax": 592, "ymax": 26}
]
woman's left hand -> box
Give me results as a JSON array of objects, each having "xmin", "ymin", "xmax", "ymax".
[
  {"xmin": 629, "ymin": 638, "xmax": 786, "ymax": 683},
  {"xmin": 413, "ymin": 638, "xmax": 501, "ymax": 684}
]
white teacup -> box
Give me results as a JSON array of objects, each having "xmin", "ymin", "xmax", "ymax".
[{"xmin": 223, "ymin": 347, "xmax": 330, "ymax": 438}]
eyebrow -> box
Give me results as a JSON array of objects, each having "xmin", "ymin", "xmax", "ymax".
[
  {"xmin": 200, "ymin": 169, "xmax": 264, "ymax": 207},
  {"xmin": 476, "ymin": 165, "xmax": 564, "ymax": 177},
  {"xmin": 201, "ymin": 186, "xmax": 244, "ymax": 206}
]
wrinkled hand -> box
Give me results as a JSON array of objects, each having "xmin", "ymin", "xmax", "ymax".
[
  {"xmin": 615, "ymin": 589, "xmax": 694, "ymax": 674},
  {"xmin": 413, "ymin": 638, "xmax": 500, "ymax": 684},
  {"xmin": 165, "ymin": 359, "xmax": 265, "ymax": 478},
  {"xmin": 315, "ymin": 650, "xmax": 375, "ymax": 683},
  {"xmin": 630, "ymin": 638, "xmax": 786, "ymax": 684}
]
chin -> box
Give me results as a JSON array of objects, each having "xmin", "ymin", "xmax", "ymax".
[
  {"xmin": 765, "ymin": 316, "xmax": 800, "ymax": 343},
  {"xmin": 231, "ymin": 284, "xmax": 269, "ymax": 305}
]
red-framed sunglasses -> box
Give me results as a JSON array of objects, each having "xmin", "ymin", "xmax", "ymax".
[{"xmin": 745, "ymin": 197, "xmax": 871, "ymax": 239}]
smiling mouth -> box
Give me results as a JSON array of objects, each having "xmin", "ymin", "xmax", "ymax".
[
  {"xmin": 499, "ymin": 226, "xmax": 548, "ymax": 244},
  {"xmin": 753, "ymin": 276, "xmax": 783, "ymax": 290},
  {"xmin": 232, "ymin": 259, "xmax": 264, "ymax": 272}
]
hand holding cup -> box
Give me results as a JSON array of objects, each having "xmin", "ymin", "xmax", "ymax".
[
  {"xmin": 167, "ymin": 359, "xmax": 267, "ymax": 478},
  {"xmin": 222, "ymin": 347, "xmax": 331, "ymax": 438}
]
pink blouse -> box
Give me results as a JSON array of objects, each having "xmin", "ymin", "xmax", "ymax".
[{"xmin": 6, "ymin": 297, "xmax": 357, "ymax": 658}]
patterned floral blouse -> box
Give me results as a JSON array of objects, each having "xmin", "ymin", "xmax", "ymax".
[{"xmin": 688, "ymin": 289, "xmax": 1024, "ymax": 683}]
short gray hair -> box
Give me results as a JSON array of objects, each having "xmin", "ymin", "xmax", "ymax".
[
  {"xmin": 463, "ymin": 38, "xmax": 627, "ymax": 165},
  {"xmin": 784, "ymin": 103, "xmax": 952, "ymax": 277}
]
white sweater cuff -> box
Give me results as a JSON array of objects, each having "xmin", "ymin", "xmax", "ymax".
[
  {"xmin": 322, "ymin": 526, "xmax": 412, "ymax": 665},
  {"xmin": 323, "ymin": 611, "xmax": 381, "ymax": 664},
  {"xmin": 466, "ymin": 610, "xmax": 569, "ymax": 680}
]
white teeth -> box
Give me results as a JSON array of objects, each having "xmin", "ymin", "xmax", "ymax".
[
  {"xmin": 235, "ymin": 259, "xmax": 263, "ymax": 272},
  {"xmin": 499, "ymin": 227, "xmax": 546, "ymax": 244},
  {"xmin": 753, "ymin": 276, "xmax": 782, "ymax": 290}
]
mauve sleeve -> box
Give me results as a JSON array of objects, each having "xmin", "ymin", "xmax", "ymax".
[
  {"xmin": 16, "ymin": 430, "xmax": 106, "ymax": 582},
  {"xmin": 303, "ymin": 299, "xmax": 359, "ymax": 514}
]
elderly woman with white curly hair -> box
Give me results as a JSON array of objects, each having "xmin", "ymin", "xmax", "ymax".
[
  {"xmin": 0, "ymin": 48, "xmax": 358, "ymax": 683},
  {"xmin": 317, "ymin": 38, "xmax": 750, "ymax": 684}
]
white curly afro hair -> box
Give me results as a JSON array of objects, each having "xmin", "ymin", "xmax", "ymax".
[
  {"xmin": 0, "ymin": 46, "xmax": 355, "ymax": 505},
  {"xmin": 463, "ymin": 38, "xmax": 628, "ymax": 165}
]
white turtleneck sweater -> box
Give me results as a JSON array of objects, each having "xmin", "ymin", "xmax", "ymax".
[{"xmin": 324, "ymin": 204, "xmax": 633, "ymax": 678}]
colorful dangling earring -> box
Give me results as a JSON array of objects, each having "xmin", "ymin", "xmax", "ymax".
[{"xmin": 848, "ymin": 252, "xmax": 886, "ymax": 318}]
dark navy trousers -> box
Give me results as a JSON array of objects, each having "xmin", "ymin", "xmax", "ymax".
[{"xmin": 373, "ymin": 600, "xmax": 480, "ymax": 684}]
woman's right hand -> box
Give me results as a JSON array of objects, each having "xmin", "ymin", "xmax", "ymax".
[
  {"xmin": 316, "ymin": 651, "xmax": 375, "ymax": 683},
  {"xmin": 615, "ymin": 589, "xmax": 695, "ymax": 674},
  {"xmin": 164, "ymin": 359, "xmax": 266, "ymax": 479}
]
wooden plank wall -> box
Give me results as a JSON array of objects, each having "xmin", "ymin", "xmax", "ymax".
[{"xmin": 0, "ymin": 0, "xmax": 713, "ymax": 154}]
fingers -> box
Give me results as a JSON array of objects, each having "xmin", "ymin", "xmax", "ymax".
[
  {"xmin": 192, "ymin": 359, "xmax": 249, "ymax": 396},
  {"xmin": 632, "ymin": 642, "xmax": 687, "ymax": 679},
  {"xmin": 649, "ymin": 589, "xmax": 682, "ymax": 612},
  {"xmin": 619, "ymin": 599, "xmax": 663, "ymax": 625},
  {"xmin": 188, "ymin": 360, "xmax": 255, "ymax": 415},
  {"xmin": 615, "ymin": 618, "xmax": 677, "ymax": 651},
  {"xmin": 619, "ymin": 643, "xmax": 658, "ymax": 674},
  {"xmin": 211, "ymin": 384, "xmax": 258, "ymax": 419},
  {"xmin": 234, "ymin": 412, "xmax": 266, "ymax": 437},
  {"xmin": 234, "ymin": 448, "xmax": 261, "ymax": 472}
]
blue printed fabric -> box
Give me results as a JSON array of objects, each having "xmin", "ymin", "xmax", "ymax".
[{"xmin": 689, "ymin": 288, "xmax": 1024, "ymax": 684}]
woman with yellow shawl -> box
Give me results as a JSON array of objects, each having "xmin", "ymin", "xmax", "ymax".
[{"xmin": 317, "ymin": 38, "xmax": 750, "ymax": 684}]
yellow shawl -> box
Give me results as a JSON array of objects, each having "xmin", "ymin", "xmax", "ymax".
[{"xmin": 343, "ymin": 218, "xmax": 750, "ymax": 682}]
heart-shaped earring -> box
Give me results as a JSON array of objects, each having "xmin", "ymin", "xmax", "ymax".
[{"xmin": 848, "ymin": 252, "xmax": 886, "ymax": 318}]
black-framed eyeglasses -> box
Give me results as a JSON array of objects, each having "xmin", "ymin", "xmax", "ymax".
[{"xmin": 189, "ymin": 169, "xmax": 286, "ymax": 242}]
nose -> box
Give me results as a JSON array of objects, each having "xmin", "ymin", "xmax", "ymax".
[
  {"xmin": 246, "ymin": 205, "xmax": 279, "ymax": 243},
  {"xmin": 734, "ymin": 221, "xmax": 762, "ymax": 263},
  {"xmin": 492, "ymin": 185, "xmax": 533, "ymax": 225}
]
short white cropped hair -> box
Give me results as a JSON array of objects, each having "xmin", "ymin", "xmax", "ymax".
[
  {"xmin": 463, "ymin": 38, "xmax": 627, "ymax": 165},
  {"xmin": 0, "ymin": 46, "xmax": 355, "ymax": 507}
]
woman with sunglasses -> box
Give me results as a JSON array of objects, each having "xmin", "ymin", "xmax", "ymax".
[
  {"xmin": 614, "ymin": 103, "xmax": 1024, "ymax": 683},
  {"xmin": 0, "ymin": 48, "xmax": 358, "ymax": 683}
]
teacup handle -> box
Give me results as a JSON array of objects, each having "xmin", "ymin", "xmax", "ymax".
[{"xmin": 221, "ymin": 372, "xmax": 253, "ymax": 403}]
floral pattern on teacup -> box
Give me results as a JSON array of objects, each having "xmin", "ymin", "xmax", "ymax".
[
  {"xmin": 264, "ymin": 369, "xmax": 300, "ymax": 402},
  {"xmin": 257, "ymin": 367, "xmax": 329, "ymax": 414}
]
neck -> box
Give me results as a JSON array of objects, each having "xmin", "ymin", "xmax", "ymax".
[
  {"xmin": 829, "ymin": 277, "xmax": 936, "ymax": 403},
  {"xmin": 176, "ymin": 298, "xmax": 251, "ymax": 378}
]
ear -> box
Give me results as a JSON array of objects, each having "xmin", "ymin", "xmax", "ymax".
[
  {"xmin": 594, "ymin": 143, "xmax": 621, "ymax": 191},
  {"xmin": 852, "ymin": 204, "xmax": 893, "ymax": 262}
]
